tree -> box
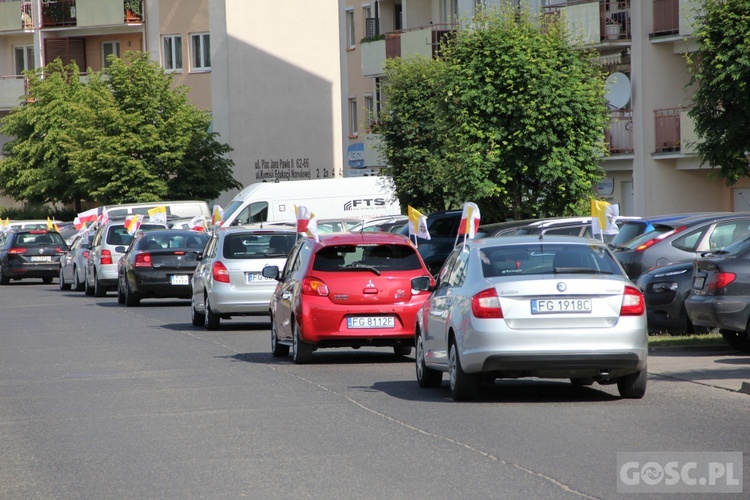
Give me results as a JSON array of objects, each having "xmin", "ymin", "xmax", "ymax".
[
  {"xmin": 0, "ymin": 51, "xmax": 240, "ymax": 208},
  {"xmin": 688, "ymin": 0, "xmax": 750, "ymax": 185},
  {"xmin": 377, "ymin": 7, "xmax": 609, "ymax": 221}
]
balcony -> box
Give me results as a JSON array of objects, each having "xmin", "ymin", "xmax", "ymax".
[
  {"xmin": 542, "ymin": 1, "xmax": 631, "ymax": 45},
  {"xmin": 361, "ymin": 24, "xmax": 456, "ymax": 77},
  {"xmin": 0, "ymin": 1, "xmax": 32, "ymax": 31},
  {"xmin": 0, "ymin": 76, "xmax": 26, "ymax": 109},
  {"xmin": 38, "ymin": 0, "xmax": 142, "ymax": 29},
  {"xmin": 607, "ymin": 110, "xmax": 633, "ymax": 154},
  {"xmin": 652, "ymin": 0, "xmax": 701, "ymax": 38}
]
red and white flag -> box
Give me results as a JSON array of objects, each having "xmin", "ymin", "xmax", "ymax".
[
  {"xmin": 189, "ymin": 215, "xmax": 208, "ymax": 232},
  {"xmin": 99, "ymin": 206, "xmax": 110, "ymax": 226},
  {"xmin": 212, "ymin": 205, "xmax": 223, "ymax": 226},
  {"xmin": 295, "ymin": 205, "xmax": 319, "ymax": 242},
  {"xmin": 77, "ymin": 208, "xmax": 98, "ymax": 225},
  {"xmin": 125, "ymin": 214, "xmax": 141, "ymax": 236},
  {"xmin": 458, "ymin": 202, "xmax": 481, "ymax": 239}
]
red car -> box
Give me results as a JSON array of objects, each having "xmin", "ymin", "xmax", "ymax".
[{"xmin": 263, "ymin": 232, "xmax": 435, "ymax": 363}]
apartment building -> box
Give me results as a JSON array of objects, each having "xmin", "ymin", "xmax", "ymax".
[
  {"xmin": 0, "ymin": 0, "xmax": 346, "ymax": 209},
  {"xmin": 342, "ymin": 0, "xmax": 750, "ymax": 216}
]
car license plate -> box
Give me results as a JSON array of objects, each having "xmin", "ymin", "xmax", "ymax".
[
  {"xmin": 531, "ymin": 298, "xmax": 592, "ymax": 314},
  {"xmin": 347, "ymin": 316, "xmax": 395, "ymax": 329},
  {"xmin": 170, "ymin": 275, "xmax": 189, "ymax": 285},
  {"xmin": 693, "ymin": 276, "xmax": 705, "ymax": 289},
  {"xmin": 245, "ymin": 273, "xmax": 272, "ymax": 283},
  {"xmin": 30, "ymin": 256, "xmax": 52, "ymax": 262}
]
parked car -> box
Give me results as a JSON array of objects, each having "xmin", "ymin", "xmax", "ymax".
[
  {"xmin": 117, "ymin": 229, "xmax": 209, "ymax": 306},
  {"xmin": 59, "ymin": 232, "xmax": 94, "ymax": 291},
  {"xmin": 505, "ymin": 216, "xmax": 642, "ymax": 243},
  {"xmin": 397, "ymin": 209, "xmax": 463, "ymax": 275},
  {"xmin": 191, "ymin": 226, "xmax": 298, "ymax": 330},
  {"xmin": 85, "ymin": 220, "xmax": 168, "ymax": 297},
  {"xmin": 686, "ymin": 236, "xmax": 750, "ymax": 352},
  {"xmin": 636, "ymin": 261, "xmax": 709, "ymax": 334},
  {"xmin": 348, "ymin": 215, "xmax": 409, "ymax": 233},
  {"xmin": 614, "ymin": 213, "xmax": 750, "ymax": 280},
  {"xmin": 608, "ymin": 213, "xmax": 721, "ymax": 251},
  {"xmin": 0, "ymin": 229, "xmax": 68, "ymax": 285},
  {"xmin": 412, "ymin": 235, "xmax": 648, "ymax": 401},
  {"xmin": 262, "ymin": 231, "xmax": 435, "ymax": 363}
]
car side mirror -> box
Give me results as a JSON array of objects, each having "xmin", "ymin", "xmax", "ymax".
[
  {"xmin": 411, "ymin": 275, "xmax": 433, "ymax": 292},
  {"xmin": 114, "ymin": 245, "xmax": 127, "ymax": 253},
  {"xmin": 185, "ymin": 251, "xmax": 202, "ymax": 262},
  {"xmin": 262, "ymin": 265, "xmax": 280, "ymax": 280},
  {"xmin": 81, "ymin": 243, "xmax": 91, "ymax": 250}
]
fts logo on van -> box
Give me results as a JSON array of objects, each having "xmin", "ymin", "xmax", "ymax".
[{"xmin": 344, "ymin": 198, "xmax": 387, "ymax": 211}]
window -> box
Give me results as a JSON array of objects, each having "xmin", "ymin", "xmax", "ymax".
[
  {"xmin": 14, "ymin": 46, "xmax": 34, "ymax": 75},
  {"xmin": 190, "ymin": 33, "xmax": 210, "ymax": 71},
  {"xmin": 346, "ymin": 9, "xmax": 355, "ymax": 49},
  {"xmin": 162, "ymin": 35, "xmax": 182, "ymax": 72},
  {"xmin": 363, "ymin": 5, "xmax": 378, "ymax": 38},
  {"xmin": 348, "ymin": 98, "xmax": 358, "ymax": 137},
  {"xmin": 364, "ymin": 95, "xmax": 375, "ymax": 129},
  {"xmin": 102, "ymin": 41, "xmax": 120, "ymax": 68}
]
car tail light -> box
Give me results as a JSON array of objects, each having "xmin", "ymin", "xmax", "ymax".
[
  {"xmin": 707, "ymin": 272, "xmax": 736, "ymax": 291},
  {"xmin": 134, "ymin": 253, "xmax": 152, "ymax": 268},
  {"xmin": 302, "ymin": 277, "xmax": 329, "ymax": 296},
  {"xmin": 212, "ymin": 261, "xmax": 230, "ymax": 283},
  {"xmin": 83, "ymin": 250, "xmax": 90, "ymax": 259},
  {"xmin": 621, "ymin": 285, "xmax": 645, "ymax": 316},
  {"xmin": 634, "ymin": 226, "xmax": 685, "ymax": 252},
  {"xmin": 471, "ymin": 288, "xmax": 503, "ymax": 319},
  {"xmin": 8, "ymin": 247, "xmax": 27, "ymax": 254},
  {"xmin": 55, "ymin": 247, "xmax": 65, "ymax": 254},
  {"xmin": 100, "ymin": 249, "xmax": 113, "ymax": 265}
]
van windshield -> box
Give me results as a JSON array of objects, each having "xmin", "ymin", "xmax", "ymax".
[{"xmin": 222, "ymin": 200, "xmax": 243, "ymax": 221}]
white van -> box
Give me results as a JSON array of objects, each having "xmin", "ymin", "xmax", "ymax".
[{"xmin": 220, "ymin": 177, "xmax": 401, "ymax": 227}]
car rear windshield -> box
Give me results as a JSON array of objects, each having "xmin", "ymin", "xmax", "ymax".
[
  {"xmin": 106, "ymin": 224, "xmax": 166, "ymax": 246},
  {"xmin": 139, "ymin": 233, "xmax": 208, "ymax": 251},
  {"xmin": 223, "ymin": 233, "xmax": 296, "ymax": 259},
  {"xmin": 13, "ymin": 231, "xmax": 66, "ymax": 247},
  {"xmin": 480, "ymin": 244, "xmax": 623, "ymax": 277},
  {"xmin": 609, "ymin": 222, "xmax": 646, "ymax": 248},
  {"xmin": 313, "ymin": 244, "xmax": 422, "ymax": 272},
  {"xmin": 615, "ymin": 225, "xmax": 676, "ymax": 251}
]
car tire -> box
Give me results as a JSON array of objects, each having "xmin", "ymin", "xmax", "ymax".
[
  {"xmin": 94, "ymin": 271, "xmax": 106, "ymax": 297},
  {"xmin": 0, "ymin": 267, "xmax": 9, "ymax": 285},
  {"xmin": 393, "ymin": 345, "xmax": 412, "ymax": 357},
  {"xmin": 117, "ymin": 276, "xmax": 125, "ymax": 305},
  {"xmin": 570, "ymin": 377, "xmax": 595, "ymax": 386},
  {"xmin": 59, "ymin": 268, "xmax": 71, "ymax": 290},
  {"xmin": 84, "ymin": 271, "xmax": 94, "ymax": 296},
  {"xmin": 415, "ymin": 332, "xmax": 442, "ymax": 388},
  {"xmin": 271, "ymin": 316, "xmax": 290, "ymax": 357},
  {"xmin": 124, "ymin": 278, "xmax": 140, "ymax": 307},
  {"xmin": 292, "ymin": 321, "xmax": 313, "ymax": 364},
  {"xmin": 448, "ymin": 338, "xmax": 479, "ymax": 401},
  {"xmin": 191, "ymin": 298, "xmax": 205, "ymax": 327},
  {"xmin": 73, "ymin": 267, "xmax": 84, "ymax": 291},
  {"xmin": 204, "ymin": 296, "xmax": 220, "ymax": 330},
  {"xmin": 617, "ymin": 368, "xmax": 647, "ymax": 399},
  {"xmin": 42, "ymin": 277, "xmax": 53, "ymax": 284},
  {"xmin": 720, "ymin": 329, "xmax": 750, "ymax": 353}
]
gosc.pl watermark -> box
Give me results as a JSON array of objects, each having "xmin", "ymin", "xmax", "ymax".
[{"xmin": 617, "ymin": 452, "xmax": 743, "ymax": 493}]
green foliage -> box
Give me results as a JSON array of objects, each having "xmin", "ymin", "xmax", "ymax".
[
  {"xmin": 377, "ymin": 7, "xmax": 608, "ymax": 222},
  {"xmin": 0, "ymin": 51, "xmax": 240, "ymax": 207},
  {"xmin": 0, "ymin": 205, "xmax": 76, "ymax": 222},
  {"xmin": 688, "ymin": 0, "xmax": 750, "ymax": 185}
]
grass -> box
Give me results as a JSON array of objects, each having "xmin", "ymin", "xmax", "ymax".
[{"xmin": 648, "ymin": 332, "xmax": 725, "ymax": 347}]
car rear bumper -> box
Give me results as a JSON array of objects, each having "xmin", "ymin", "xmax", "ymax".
[
  {"xmin": 480, "ymin": 351, "xmax": 646, "ymax": 379},
  {"xmin": 686, "ymin": 295, "xmax": 750, "ymax": 332},
  {"xmin": 4, "ymin": 262, "xmax": 60, "ymax": 279},
  {"xmin": 207, "ymin": 283, "xmax": 277, "ymax": 315}
]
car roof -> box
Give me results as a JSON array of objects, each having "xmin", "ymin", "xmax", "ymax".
[
  {"xmin": 652, "ymin": 212, "xmax": 750, "ymax": 230},
  {"xmin": 314, "ymin": 231, "xmax": 414, "ymax": 246},
  {"xmin": 474, "ymin": 234, "xmax": 607, "ymax": 247},
  {"xmin": 220, "ymin": 224, "xmax": 298, "ymax": 234}
]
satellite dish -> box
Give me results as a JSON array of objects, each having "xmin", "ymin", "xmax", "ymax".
[{"xmin": 605, "ymin": 72, "xmax": 631, "ymax": 110}]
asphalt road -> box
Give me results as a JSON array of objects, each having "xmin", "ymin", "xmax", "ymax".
[{"xmin": 1, "ymin": 282, "xmax": 748, "ymax": 499}]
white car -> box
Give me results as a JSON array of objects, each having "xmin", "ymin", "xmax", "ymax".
[
  {"xmin": 190, "ymin": 226, "xmax": 297, "ymax": 330},
  {"xmin": 413, "ymin": 235, "xmax": 648, "ymax": 400}
]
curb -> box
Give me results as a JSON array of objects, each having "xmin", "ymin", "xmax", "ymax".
[
  {"xmin": 740, "ymin": 383, "xmax": 750, "ymax": 396},
  {"xmin": 648, "ymin": 344, "xmax": 732, "ymax": 353}
]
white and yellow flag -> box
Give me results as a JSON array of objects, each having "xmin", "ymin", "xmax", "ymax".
[
  {"xmin": 407, "ymin": 206, "xmax": 430, "ymax": 240},
  {"xmin": 591, "ymin": 200, "xmax": 619, "ymax": 237},
  {"xmin": 148, "ymin": 205, "xmax": 168, "ymax": 224}
]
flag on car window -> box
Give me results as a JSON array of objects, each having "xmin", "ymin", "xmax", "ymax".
[
  {"xmin": 212, "ymin": 205, "xmax": 223, "ymax": 226},
  {"xmin": 99, "ymin": 206, "xmax": 110, "ymax": 226},
  {"xmin": 77, "ymin": 208, "xmax": 98, "ymax": 225},
  {"xmin": 125, "ymin": 214, "xmax": 141, "ymax": 236},
  {"xmin": 46, "ymin": 217, "xmax": 60, "ymax": 232},
  {"xmin": 188, "ymin": 215, "xmax": 208, "ymax": 232},
  {"xmin": 148, "ymin": 205, "xmax": 168, "ymax": 224},
  {"xmin": 407, "ymin": 206, "xmax": 431, "ymax": 241},
  {"xmin": 295, "ymin": 205, "xmax": 319, "ymax": 242},
  {"xmin": 458, "ymin": 202, "xmax": 481, "ymax": 239},
  {"xmin": 591, "ymin": 200, "xmax": 619, "ymax": 237}
]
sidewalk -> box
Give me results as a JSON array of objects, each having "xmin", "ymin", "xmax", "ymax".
[{"xmin": 648, "ymin": 345, "xmax": 750, "ymax": 395}]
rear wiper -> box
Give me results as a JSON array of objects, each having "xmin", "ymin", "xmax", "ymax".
[{"xmin": 345, "ymin": 266, "xmax": 381, "ymax": 275}]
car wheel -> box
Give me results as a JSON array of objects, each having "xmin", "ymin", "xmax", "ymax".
[
  {"xmin": 292, "ymin": 321, "xmax": 313, "ymax": 364},
  {"xmin": 42, "ymin": 277, "xmax": 53, "ymax": 284},
  {"xmin": 570, "ymin": 377, "xmax": 595, "ymax": 386},
  {"xmin": 415, "ymin": 332, "xmax": 442, "ymax": 388},
  {"xmin": 720, "ymin": 329, "xmax": 750, "ymax": 353},
  {"xmin": 58, "ymin": 268, "xmax": 71, "ymax": 290},
  {"xmin": 617, "ymin": 368, "xmax": 647, "ymax": 399},
  {"xmin": 191, "ymin": 298, "xmax": 205, "ymax": 327},
  {"xmin": 124, "ymin": 278, "xmax": 140, "ymax": 307},
  {"xmin": 84, "ymin": 271, "xmax": 94, "ymax": 296},
  {"xmin": 204, "ymin": 296, "xmax": 220, "ymax": 330},
  {"xmin": 393, "ymin": 345, "xmax": 412, "ymax": 356},
  {"xmin": 73, "ymin": 267, "xmax": 84, "ymax": 291},
  {"xmin": 94, "ymin": 271, "xmax": 106, "ymax": 297},
  {"xmin": 117, "ymin": 276, "xmax": 125, "ymax": 304},
  {"xmin": 448, "ymin": 338, "xmax": 479, "ymax": 401},
  {"xmin": 0, "ymin": 266, "xmax": 9, "ymax": 285},
  {"xmin": 271, "ymin": 315, "xmax": 290, "ymax": 357}
]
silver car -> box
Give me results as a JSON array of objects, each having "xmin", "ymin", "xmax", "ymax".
[
  {"xmin": 414, "ymin": 235, "xmax": 648, "ymax": 401},
  {"xmin": 59, "ymin": 232, "xmax": 94, "ymax": 291},
  {"xmin": 191, "ymin": 226, "xmax": 297, "ymax": 330}
]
